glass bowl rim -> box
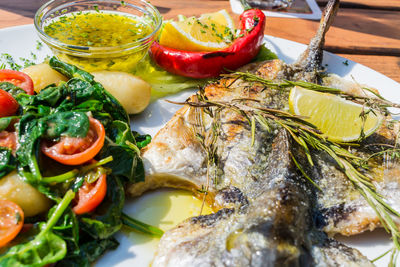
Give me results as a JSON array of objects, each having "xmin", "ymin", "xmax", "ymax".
[{"xmin": 34, "ymin": 0, "xmax": 163, "ymax": 54}]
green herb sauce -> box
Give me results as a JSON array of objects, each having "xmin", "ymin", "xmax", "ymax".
[
  {"xmin": 44, "ymin": 12, "xmax": 152, "ymax": 47},
  {"xmin": 43, "ymin": 12, "xmax": 155, "ymax": 72}
]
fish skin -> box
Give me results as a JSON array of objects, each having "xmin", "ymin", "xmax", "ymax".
[
  {"xmin": 151, "ymin": 130, "xmax": 373, "ymax": 267},
  {"xmin": 309, "ymin": 119, "xmax": 400, "ymax": 236}
]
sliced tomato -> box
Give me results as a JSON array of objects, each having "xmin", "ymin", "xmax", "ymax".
[
  {"xmin": 0, "ymin": 70, "xmax": 34, "ymax": 95},
  {"xmin": 0, "ymin": 89, "xmax": 19, "ymax": 118},
  {"xmin": 41, "ymin": 117, "xmax": 105, "ymax": 165},
  {"xmin": 0, "ymin": 199, "xmax": 24, "ymax": 247},
  {"xmin": 0, "ymin": 131, "xmax": 17, "ymax": 151},
  {"xmin": 73, "ymin": 173, "xmax": 107, "ymax": 215}
]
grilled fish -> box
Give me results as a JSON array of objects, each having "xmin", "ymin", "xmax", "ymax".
[
  {"xmin": 150, "ymin": 127, "xmax": 372, "ymax": 266},
  {"xmin": 127, "ymin": 0, "xmax": 398, "ymax": 265}
]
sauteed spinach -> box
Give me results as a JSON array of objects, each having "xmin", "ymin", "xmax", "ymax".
[{"xmin": 0, "ymin": 57, "xmax": 157, "ymax": 266}]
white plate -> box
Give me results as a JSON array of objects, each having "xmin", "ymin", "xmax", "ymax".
[{"xmin": 1, "ymin": 24, "xmax": 399, "ymax": 267}]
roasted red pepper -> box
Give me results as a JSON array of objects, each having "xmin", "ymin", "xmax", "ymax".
[{"xmin": 150, "ymin": 9, "xmax": 266, "ymax": 79}]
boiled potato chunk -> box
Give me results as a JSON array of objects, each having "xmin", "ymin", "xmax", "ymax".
[
  {"xmin": 23, "ymin": 63, "xmax": 68, "ymax": 93},
  {"xmin": 92, "ymin": 71, "xmax": 151, "ymax": 114},
  {"xmin": 0, "ymin": 171, "xmax": 52, "ymax": 217}
]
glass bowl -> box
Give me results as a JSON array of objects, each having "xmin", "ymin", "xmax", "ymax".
[{"xmin": 34, "ymin": 0, "xmax": 162, "ymax": 72}]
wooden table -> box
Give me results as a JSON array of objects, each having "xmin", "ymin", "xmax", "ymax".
[{"xmin": 1, "ymin": 0, "xmax": 399, "ymax": 83}]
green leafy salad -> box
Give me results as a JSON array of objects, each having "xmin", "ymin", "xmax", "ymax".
[{"xmin": 0, "ymin": 57, "xmax": 162, "ymax": 266}]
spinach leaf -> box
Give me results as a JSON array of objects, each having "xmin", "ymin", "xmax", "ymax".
[
  {"xmin": 0, "ymin": 82, "xmax": 27, "ymax": 97},
  {"xmin": 16, "ymin": 112, "xmax": 89, "ymax": 181},
  {"xmin": 0, "ymin": 190, "xmax": 75, "ymax": 266},
  {"xmin": 0, "ymin": 231, "xmax": 66, "ymax": 267},
  {"xmin": 133, "ymin": 131, "xmax": 152, "ymax": 149},
  {"xmin": 102, "ymin": 145, "xmax": 143, "ymax": 183},
  {"xmin": 108, "ymin": 120, "xmax": 136, "ymax": 145},
  {"xmin": 33, "ymin": 84, "xmax": 66, "ymax": 107},
  {"xmin": 80, "ymin": 175, "xmax": 124, "ymax": 239},
  {"xmin": 44, "ymin": 111, "xmax": 89, "ymax": 139},
  {"xmin": 49, "ymin": 57, "xmax": 128, "ymax": 123},
  {"xmin": 56, "ymin": 237, "xmax": 118, "ymax": 267},
  {"xmin": 74, "ymin": 99, "xmax": 104, "ymax": 112},
  {"xmin": 16, "ymin": 114, "xmax": 46, "ymax": 180},
  {"xmin": 49, "ymin": 57, "xmax": 94, "ymax": 82},
  {"xmin": 101, "ymin": 121, "xmax": 144, "ymax": 183},
  {"xmin": 0, "ymin": 148, "xmax": 16, "ymax": 178},
  {"xmin": 52, "ymin": 185, "xmax": 119, "ymax": 267},
  {"xmin": 52, "ymin": 209, "xmax": 80, "ymax": 252}
]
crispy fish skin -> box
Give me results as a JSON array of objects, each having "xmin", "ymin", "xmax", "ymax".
[
  {"xmin": 151, "ymin": 131, "xmax": 373, "ymax": 267},
  {"xmin": 311, "ymin": 119, "xmax": 400, "ymax": 236}
]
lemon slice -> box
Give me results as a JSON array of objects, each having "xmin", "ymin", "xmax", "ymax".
[
  {"xmin": 289, "ymin": 86, "xmax": 382, "ymax": 142},
  {"xmin": 159, "ymin": 10, "xmax": 235, "ymax": 52}
]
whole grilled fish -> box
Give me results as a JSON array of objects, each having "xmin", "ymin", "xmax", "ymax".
[{"xmin": 128, "ymin": 0, "xmax": 398, "ymax": 265}]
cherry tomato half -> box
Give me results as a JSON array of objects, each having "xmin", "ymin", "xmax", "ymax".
[
  {"xmin": 41, "ymin": 117, "xmax": 105, "ymax": 166},
  {"xmin": 0, "ymin": 131, "xmax": 17, "ymax": 151},
  {"xmin": 0, "ymin": 199, "xmax": 24, "ymax": 247},
  {"xmin": 0, "ymin": 89, "xmax": 19, "ymax": 118},
  {"xmin": 0, "ymin": 70, "xmax": 34, "ymax": 95},
  {"xmin": 72, "ymin": 173, "xmax": 107, "ymax": 215}
]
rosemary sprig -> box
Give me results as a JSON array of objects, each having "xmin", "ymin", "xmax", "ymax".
[{"xmin": 190, "ymin": 91, "xmax": 222, "ymax": 215}]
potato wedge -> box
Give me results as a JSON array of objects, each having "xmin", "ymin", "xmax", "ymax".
[
  {"xmin": 92, "ymin": 71, "xmax": 151, "ymax": 114},
  {"xmin": 0, "ymin": 171, "xmax": 52, "ymax": 217},
  {"xmin": 23, "ymin": 63, "xmax": 67, "ymax": 93}
]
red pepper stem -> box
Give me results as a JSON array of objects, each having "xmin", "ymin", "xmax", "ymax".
[{"xmin": 239, "ymin": 0, "xmax": 252, "ymax": 11}]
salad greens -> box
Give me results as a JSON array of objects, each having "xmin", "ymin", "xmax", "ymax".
[
  {"xmin": 0, "ymin": 57, "xmax": 160, "ymax": 266},
  {"xmin": 132, "ymin": 54, "xmax": 207, "ymax": 100}
]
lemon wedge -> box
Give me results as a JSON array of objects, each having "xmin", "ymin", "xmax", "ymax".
[
  {"xmin": 159, "ymin": 9, "xmax": 235, "ymax": 52},
  {"xmin": 289, "ymin": 86, "xmax": 382, "ymax": 142}
]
